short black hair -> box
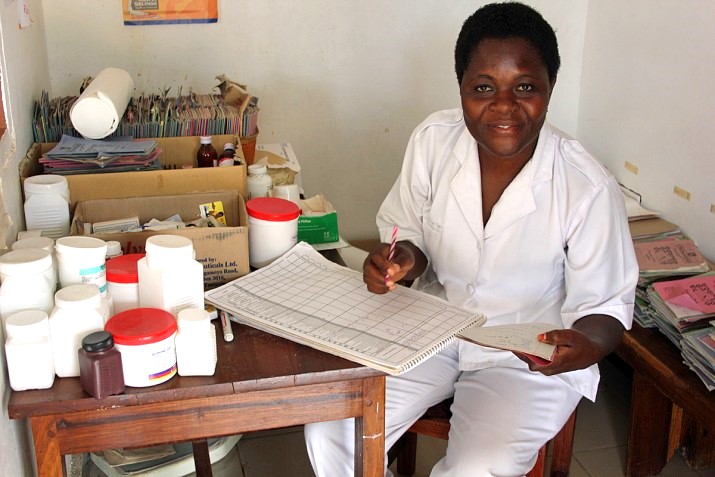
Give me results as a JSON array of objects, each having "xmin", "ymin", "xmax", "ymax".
[{"xmin": 454, "ymin": 2, "xmax": 560, "ymax": 85}]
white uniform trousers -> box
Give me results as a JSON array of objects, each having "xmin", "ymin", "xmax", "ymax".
[{"xmin": 304, "ymin": 343, "xmax": 583, "ymax": 477}]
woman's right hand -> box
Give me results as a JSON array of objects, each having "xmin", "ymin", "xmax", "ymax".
[{"xmin": 362, "ymin": 241, "xmax": 417, "ymax": 294}]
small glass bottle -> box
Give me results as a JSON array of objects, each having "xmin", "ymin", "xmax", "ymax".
[
  {"xmin": 196, "ymin": 136, "xmax": 218, "ymax": 168},
  {"xmin": 247, "ymin": 164, "xmax": 273, "ymax": 199},
  {"xmin": 218, "ymin": 142, "xmax": 236, "ymax": 167},
  {"xmin": 175, "ymin": 308, "xmax": 217, "ymax": 376},
  {"xmin": 78, "ymin": 331, "xmax": 125, "ymax": 399}
]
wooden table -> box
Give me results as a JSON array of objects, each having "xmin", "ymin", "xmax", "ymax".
[
  {"xmin": 615, "ymin": 323, "xmax": 715, "ymax": 476},
  {"xmin": 8, "ymin": 320, "xmax": 386, "ymax": 476}
]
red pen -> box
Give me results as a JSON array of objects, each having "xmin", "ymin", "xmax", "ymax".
[{"xmin": 385, "ymin": 225, "xmax": 398, "ymax": 284}]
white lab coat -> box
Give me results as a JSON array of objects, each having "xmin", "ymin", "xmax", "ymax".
[
  {"xmin": 304, "ymin": 111, "xmax": 639, "ymax": 477},
  {"xmin": 377, "ymin": 109, "xmax": 638, "ymax": 401}
]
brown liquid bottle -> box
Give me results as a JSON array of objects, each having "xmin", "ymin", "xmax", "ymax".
[
  {"xmin": 197, "ymin": 136, "xmax": 218, "ymax": 167},
  {"xmin": 218, "ymin": 142, "xmax": 236, "ymax": 166},
  {"xmin": 78, "ymin": 331, "xmax": 125, "ymax": 399}
]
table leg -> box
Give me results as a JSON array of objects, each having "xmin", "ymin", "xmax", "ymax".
[
  {"xmin": 191, "ymin": 440, "xmax": 213, "ymax": 476},
  {"xmin": 626, "ymin": 372, "xmax": 671, "ymax": 477},
  {"xmin": 29, "ymin": 415, "xmax": 64, "ymax": 477},
  {"xmin": 354, "ymin": 376, "xmax": 386, "ymax": 477}
]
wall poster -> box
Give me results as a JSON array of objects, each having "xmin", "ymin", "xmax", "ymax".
[{"xmin": 122, "ymin": 0, "xmax": 218, "ymax": 26}]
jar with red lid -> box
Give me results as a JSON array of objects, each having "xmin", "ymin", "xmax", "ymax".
[
  {"xmin": 104, "ymin": 308, "xmax": 177, "ymax": 387},
  {"xmin": 106, "ymin": 253, "xmax": 145, "ymax": 314},
  {"xmin": 246, "ymin": 197, "xmax": 300, "ymax": 268}
]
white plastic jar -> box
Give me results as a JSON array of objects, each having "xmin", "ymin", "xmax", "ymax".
[
  {"xmin": 247, "ymin": 163, "xmax": 273, "ymax": 199},
  {"xmin": 106, "ymin": 253, "xmax": 144, "ymax": 314},
  {"xmin": 246, "ymin": 197, "xmax": 300, "ymax": 268},
  {"xmin": 175, "ymin": 308, "xmax": 217, "ymax": 376},
  {"xmin": 4, "ymin": 309, "xmax": 55, "ymax": 391},
  {"xmin": 55, "ymin": 236, "xmax": 108, "ymax": 295},
  {"xmin": 0, "ymin": 248, "xmax": 55, "ymax": 331},
  {"xmin": 23, "ymin": 175, "xmax": 70, "ymax": 239},
  {"xmin": 104, "ymin": 308, "xmax": 177, "ymax": 387},
  {"xmin": 137, "ymin": 235, "xmax": 204, "ymax": 317},
  {"xmin": 11, "ymin": 236, "xmax": 58, "ymax": 284},
  {"xmin": 49, "ymin": 284, "xmax": 106, "ymax": 377}
]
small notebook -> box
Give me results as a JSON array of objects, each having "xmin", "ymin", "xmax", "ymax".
[
  {"xmin": 204, "ymin": 242, "xmax": 486, "ymax": 375},
  {"xmin": 458, "ymin": 322, "xmax": 558, "ymax": 365}
]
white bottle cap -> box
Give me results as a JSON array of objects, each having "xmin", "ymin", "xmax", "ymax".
[
  {"xmin": 11, "ymin": 236, "xmax": 55, "ymax": 253},
  {"xmin": 248, "ymin": 164, "xmax": 267, "ymax": 176},
  {"xmin": 106, "ymin": 240, "xmax": 123, "ymax": 258},
  {"xmin": 177, "ymin": 307, "xmax": 211, "ymax": 332},
  {"xmin": 200, "ymin": 136, "xmax": 212, "ymax": 145},
  {"xmin": 145, "ymin": 235, "xmax": 194, "ymax": 269},
  {"xmin": 5, "ymin": 309, "xmax": 50, "ymax": 339},
  {"xmin": 54, "ymin": 284, "xmax": 102, "ymax": 309},
  {"xmin": 23, "ymin": 175, "xmax": 70, "ymax": 202},
  {"xmin": 0, "ymin": 249, "xmax": 52, "ymax": 278}
]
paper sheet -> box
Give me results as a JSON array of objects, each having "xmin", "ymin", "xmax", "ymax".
[
  {"xmin": 204, "ymin": 242, "xmax": 486, "ymax": 375},
  {"xmin": 458, "ymin": 322, "xmax": 558, "ymax": 363}
]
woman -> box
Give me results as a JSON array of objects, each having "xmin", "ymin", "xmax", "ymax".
[{"xmin": 305, "ymin": 3, "xmax": 638, "ymax": 475}]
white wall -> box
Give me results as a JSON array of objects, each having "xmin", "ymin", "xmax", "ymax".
[
  {"xmin": 0, "ymin": 0, "xmax": 51, "ymax": 474},
  {"xmin": 41, "ymin": 0, "xmax": 586, "ymax": 241},
  {"xmin": 578, "ymin": 0, "xmax": 715, "ymax": 259}
]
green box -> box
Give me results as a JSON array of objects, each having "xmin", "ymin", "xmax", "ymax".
[{"xmin": 298, "ymin": 212, "xmax": 339, "ymax": 244}]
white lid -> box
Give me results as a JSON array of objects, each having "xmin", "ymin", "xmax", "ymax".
[
  {"xmin": 106, "ymin": 240, "xmax": 123, "ymax": 257},
  {"xmin": 223, "ymin": 142, "xmax": 235, "ymax": 151},
  {"xmin": 177, "ymin": 307, "xmax": 211, "ymax": 331},
  {"xmin": 5, "ymin": 309, "xmax": 50, "ymax": 338},
  {"xmin": 11, "ymin": 236, "xmax": 55, "ymax": 253},
  {"xmin": 23, "ymin": 175, "xmax": 69, "ymax": 200},
  {"xmin": 145, "ymin": 235, "xmax": 194, "ymax": 269},
  {"xmin": 248, "ymin": 164, "xmax": 267, "ymax": 176},
  {"xmin": 55, "ymin": 236, "xmax": 108, "ymax": 255},
  {"xmin": 54, "ymin": 284, "xmax": 101, "ymax": 309},
  {"xmin": 0, "ymin": 249, "xmax": 52, "ymax": 278},
  {"xmin": 200, "ymin": 136, "xmax": 212, "ymax": 144}
]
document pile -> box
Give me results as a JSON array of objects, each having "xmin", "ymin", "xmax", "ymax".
[
  {"xmin": 632, "ymin": 238, "xmax": 710, "ymax": 329},
  {"xmin": 40, "ymin": 135, "xmax": 161, "ymax": 175}
]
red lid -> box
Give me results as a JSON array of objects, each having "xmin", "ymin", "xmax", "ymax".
[
  {"xmin": 106, "ymin": 253, "xmax": 145, "ymax": 283},
  {"xmin": 246, "ymin": 197, "xmax": 300, "ymax": 221},
  {"xmin": 105, "ymin": 308, "xmax": 177, "ymax": 345}
]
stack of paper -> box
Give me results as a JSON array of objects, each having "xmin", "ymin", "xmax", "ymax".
[
  {"xmin": 634, "ymin": 239, "xmax": 709, "ymax": 278},
  {"xmin": 621, "ymin": 185, "xmax": 661, "ymax": 221},
  {"xmin": 681, "ymin": 325, "xmax": 715, "ymax": 390},
  {"xmin": 40, "ymin": 135, "xmax": 161, "ymax": 175}
]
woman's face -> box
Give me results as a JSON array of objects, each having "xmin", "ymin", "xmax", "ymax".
[{"xmin": 460, "ymin": 37, "xmax": 554, "ymax": 165}]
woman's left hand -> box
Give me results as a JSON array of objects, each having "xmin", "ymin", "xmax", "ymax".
[{"xmin": 515, "ymin": 314, "xmax": 625, "ymax": 375}]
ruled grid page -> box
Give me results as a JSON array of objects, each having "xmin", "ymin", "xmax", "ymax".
[{"xmin": 205, "ymin": 242, "xmax": 485, "ymax": 375}]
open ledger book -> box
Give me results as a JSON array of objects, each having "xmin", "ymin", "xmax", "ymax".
[{"xmin": 204, "ymin": 242, "xmax": 486, "ymax": 375}]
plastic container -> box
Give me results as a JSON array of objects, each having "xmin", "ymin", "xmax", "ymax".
[
  {"xmin": 78, "ymin": 330, "xmax": 125, "ymax": 399},
  {"xmin": 246, "ymin": 197, "xmax": 300, "ymax": 268},
  {"xmin": 196, "ymin": 136, "xmax": 218, "ymax": 168},
  {"xmin": 23, "ymin": 175, "xmax": 70, "ymax": 239},
  {"xmin": 106, "ymin": 253, "xmax": 144, "ymax": 314},
  {"xmin": 137, "ymin": 235, "xmax": 204, "ymax": 316},
  {"xmin": 0, "ymin": 248, "xmax": 55, "ymax": 331},
  {"xmin": 218, "ymin": 142, "xmax": 236, "ymax": 167},
  {"xmin": 4, "ymin": 310, "xmax": 55, "ymax": 391},
  {"xmin": 105, "ymin": 308, "xmax": 178, "ymax": 387},
  {"xmin": 11, "ymin": 236, "xmax": 58, "ymax": 284},
  {"xmin": 105, "ymin": 240, "xmax": 123, "ymax": 260},
  {"xmin": 175, "ymin": 308, "xmax": 217, "ymax": 376},
  {"xmin": 49, "ymin": 284, "xmax": 107, "ymax": 377},
  {"xmin": 247, "ymin": 164, "xmax": 273, "ymax": 199},
  {"xmin": 55, "ymin": 236, "xmax": 108, "ymax": 295}
]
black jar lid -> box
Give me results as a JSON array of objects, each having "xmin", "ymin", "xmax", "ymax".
[{"xmin": 82, "ymin": 331, "xmax": 114, "ymax": 352}]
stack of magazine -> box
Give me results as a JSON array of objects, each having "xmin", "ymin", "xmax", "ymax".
[
  {"xmin": 632, "ymin": 236, "xmax": 715, "ymax": 390},
  {"xmin": 39, "ymin": 135, "xmax": 161, "ymax": 175}
]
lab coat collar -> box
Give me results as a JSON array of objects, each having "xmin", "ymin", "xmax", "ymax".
[{"xmin": 450, "ymin": 122, "xmax": 557, "ymax": 239}]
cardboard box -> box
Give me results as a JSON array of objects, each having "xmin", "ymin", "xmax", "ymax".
[
  {"xmin": 19, "ymin": 135, "xmax": 248, "ymax": 210},
  {"xmin": 70, "ymin": 191, "xmax": 249, "ymax": 287},
  {"xmin": 298, "ymin": 194, "xmax": 339, "ymax": 244}
]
